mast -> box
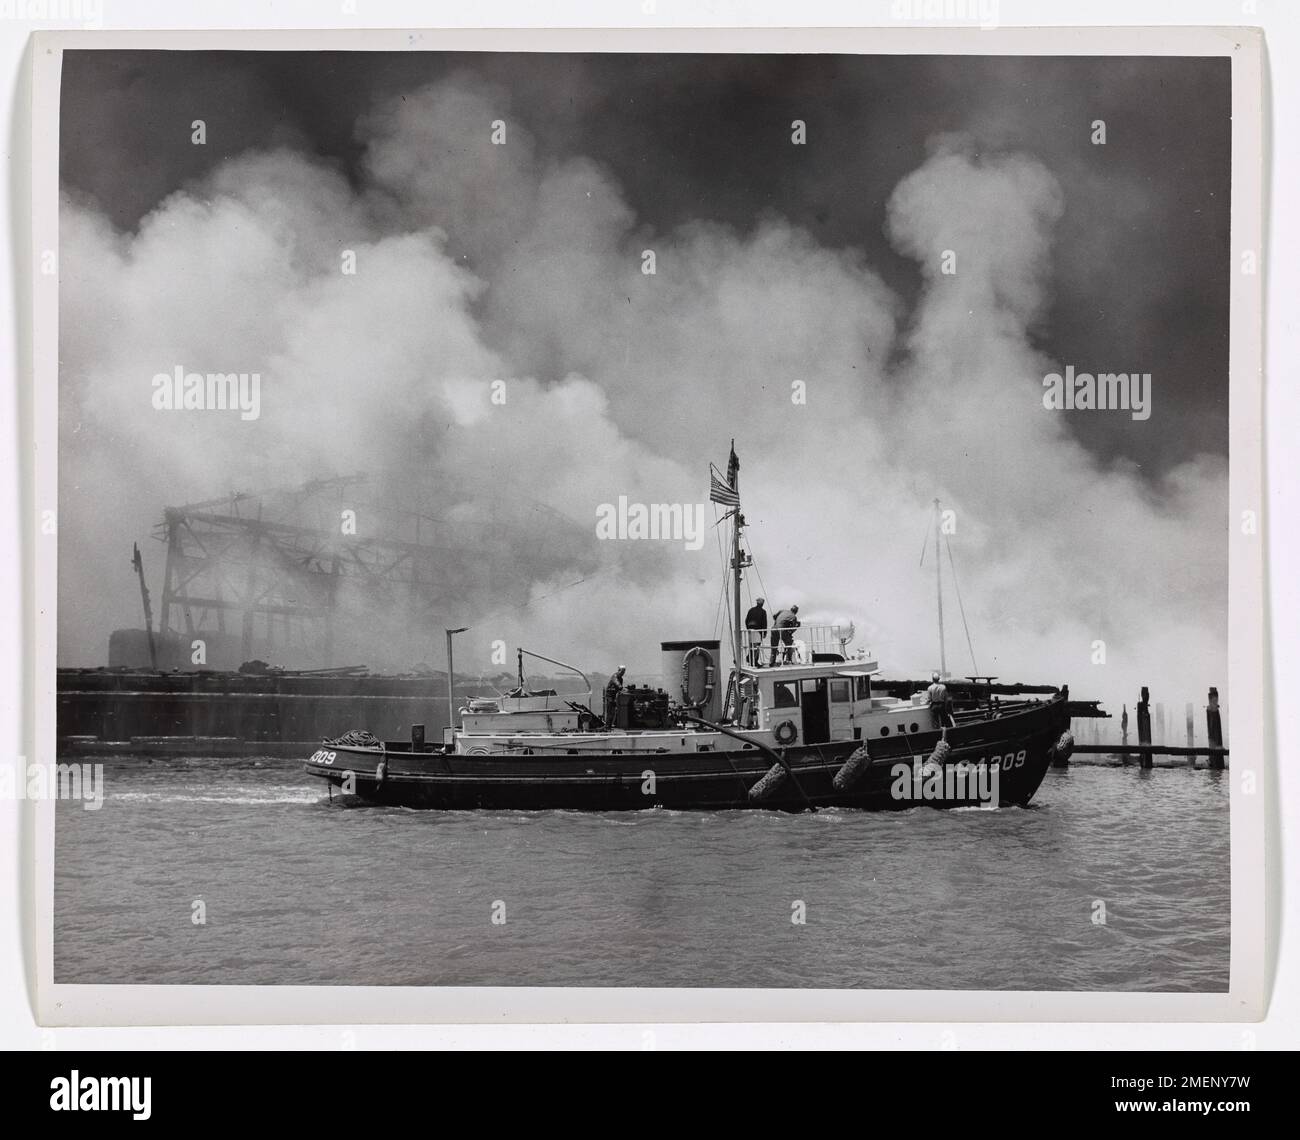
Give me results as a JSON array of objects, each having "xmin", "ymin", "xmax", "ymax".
[
  {"xmin": 709, "ymin": 440, "xmax": 745, "ymax": 682},
  {"xmin": 733, "ymin": 507, "xmax": 744, "ymax": 674},
  {"xmin": 933, "ymin": 498, "xmax": 947, "ymax": 679},
  {"xmin": 732, "ymin": 448, "xmax": 743, "ymax": 675}
]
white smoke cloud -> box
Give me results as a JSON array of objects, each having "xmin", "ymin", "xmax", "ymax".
[{"xmin": 58, "ymin": 77, "xmax": 1227, "ymax": 717}]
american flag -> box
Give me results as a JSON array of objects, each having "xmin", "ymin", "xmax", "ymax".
[{"xmin": 709, "ymin": 442, "xmax": 740, "ymax": 506}]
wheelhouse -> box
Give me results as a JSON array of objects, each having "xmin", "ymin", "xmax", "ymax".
[{"xmin": 733, "ymin": 659, "xmax": 940, "ymax": 749}]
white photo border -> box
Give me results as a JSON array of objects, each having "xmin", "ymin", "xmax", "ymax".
[{"xmin": 27, "ymin": 23, "xmax": 1267, "ymax": 1026}]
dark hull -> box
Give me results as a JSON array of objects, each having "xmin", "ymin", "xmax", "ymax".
[{"xmin": 305, "ymin": 694, "xmax": 1070, "ymax": 811}]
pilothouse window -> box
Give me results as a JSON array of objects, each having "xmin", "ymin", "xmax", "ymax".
[{"xmin": 772, "ymin": 681, "xmax": 798, "ymax": 709}]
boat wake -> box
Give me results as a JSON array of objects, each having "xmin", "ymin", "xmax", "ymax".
[{"xmin": 110, "ymin": 788, "xmax": 318, "ymax": 806}]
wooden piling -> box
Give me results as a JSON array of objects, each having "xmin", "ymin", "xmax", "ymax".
[
  {"xmin": 1137, "ymin": 686, "xmax": 1153, "ymax": 768},
  {"xmin": 1206, "ymin": 687, "xmax": 1225, "ymax": 770},
  {"xmin": 1185, "ymin": 702, "xmax": 1195, "ymax": 763}
]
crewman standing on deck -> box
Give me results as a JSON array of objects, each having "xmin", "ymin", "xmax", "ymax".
[
  {"xmin": 744, "ymin": 597, "xmax": 768, "ymax": 666},
  {"xmin": 927, "ymin": 671, "xmax": 952, "ymax": 726},
  {"xmin": 604, "ymin": 666, "xmax": 627, "ymax": 724},
  {"xmin": 770, "ymin": 605, "xmax": 801, "ymax": 665}
]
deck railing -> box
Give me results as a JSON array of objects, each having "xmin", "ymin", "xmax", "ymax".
[{"xmin": 740, "ymin": 622, "xmax": 861, "ymax": 665}]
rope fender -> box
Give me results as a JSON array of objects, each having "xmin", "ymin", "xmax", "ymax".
[
  {"xmin": 832, "ymin": 743, "xmax": 871, "ymax": 791},
  {"xmin": 747, "ymin": 761, "xmax": 788, "ymax": 802},
  {"xmin": 1049, "ymin": 730, "xmax": 1075, "ymax": 766}
]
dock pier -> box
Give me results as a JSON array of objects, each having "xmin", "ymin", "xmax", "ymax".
[{"xmin": 1067, "ymin": 685, "xmax": 1228, "ymax": 768}]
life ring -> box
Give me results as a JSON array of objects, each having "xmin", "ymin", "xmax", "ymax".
[
  {"xmin": 680, "ymin": 646, "xmax": 716, "ymax": 708},
  {"xmin": 773, "ymin": 720, "xmax": 798, "ymax": 746}
]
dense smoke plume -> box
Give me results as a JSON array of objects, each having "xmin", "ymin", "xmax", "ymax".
[{"xmin": 58, "ymin": 74, "xmax": 1227, "ymax": 713}]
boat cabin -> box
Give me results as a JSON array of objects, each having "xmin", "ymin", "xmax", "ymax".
[
  {"xmin": 734, "ymin": 659, "xmax": 940, "ymax": 748},
  {"xmin": 444, "ymin": 640, "xmax": 941, "ymax": 757}
]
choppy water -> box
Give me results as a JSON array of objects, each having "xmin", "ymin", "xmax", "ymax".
[{"xmin": 53, "ymin": 757, "xmax": 1229, "ymax": 990}]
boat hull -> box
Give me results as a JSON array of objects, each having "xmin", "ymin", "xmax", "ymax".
[{"xmin": 304, "ymin": 694, "xmax": 1070, "ymax": 811}]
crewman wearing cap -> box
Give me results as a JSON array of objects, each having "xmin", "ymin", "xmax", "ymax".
[
  {"xmin": 927, "ymin": 671, "xmax": 953, "ymax": 727},
  {"xmin": 744, "ymin": 597, "xmax": 769, "ymax": 666},
  {"xmin": 770, "ymin": 604, "xmax": 801, "ymax": 665}
]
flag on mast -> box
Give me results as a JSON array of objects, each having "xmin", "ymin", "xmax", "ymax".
[
  {"xmin": 710, "ymin": 441, "xmax": 741, "ymax": 507},
  {"xmin": 709, "ymin": 468, "xmax": 739, "ymax": 507}
]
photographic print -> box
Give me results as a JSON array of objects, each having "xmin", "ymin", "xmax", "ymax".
[{"xmin": 29, "ymin": 26, "xmax": 1265, "ymax": 1022}]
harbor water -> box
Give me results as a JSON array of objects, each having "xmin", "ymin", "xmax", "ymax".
[{"xmin": 54, "ymin": 757, "xmax": 1229, "ymax": 990}]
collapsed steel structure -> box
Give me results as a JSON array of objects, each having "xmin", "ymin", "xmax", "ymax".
[{"xmin": 150, "ymin": 474, "xmax": 583, "ymax": 665}]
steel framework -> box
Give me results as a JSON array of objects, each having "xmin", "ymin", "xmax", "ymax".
[{"xmin": 153, "ymin": 474, "xmax": 584, "ymax": 664}]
